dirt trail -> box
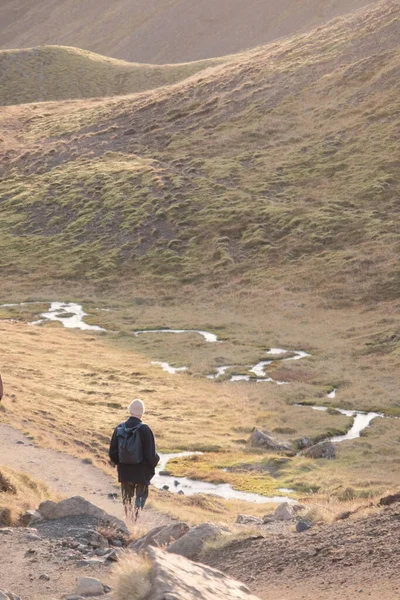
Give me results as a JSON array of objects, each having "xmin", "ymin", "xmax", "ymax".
[{"xmin": 0, "ymin": 424, "xmax": 124, "ymax": 519}]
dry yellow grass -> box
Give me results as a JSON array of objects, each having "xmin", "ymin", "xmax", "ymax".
[
  {"xmin": 111, "ymin": 552, "xmax": 152, "ymax": 600},
  {"xmin": 0, "ymin": 465, "xmax": 56, "ymax": 526},
  {"xmin": 0, "ymin": 311, "xmax": 398, "ymax": 505}
]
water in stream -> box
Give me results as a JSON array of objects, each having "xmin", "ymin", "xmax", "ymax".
[{"xmin": 1, "ymin": 300, "xmax": 385, "ymax": 503}]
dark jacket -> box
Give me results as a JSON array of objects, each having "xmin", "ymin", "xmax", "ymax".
[{"xmin": 109, "ymin": 417, "xmax": 159, "ymax": 484}]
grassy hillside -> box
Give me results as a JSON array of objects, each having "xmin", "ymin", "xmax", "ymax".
[
  {"xmin": 0, "ymin": 0, "xmax": 374, "ymax": 64},
  {"xmin": 0, "ymin": 46, "xmax": 226, "ymax": 106},
  {"xmin": 0, "ymin": 0, "xmax": 399, "ymax": 303}
]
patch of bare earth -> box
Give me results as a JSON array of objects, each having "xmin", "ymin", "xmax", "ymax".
[{"xmin": 204, "ymin": 504, "xmax": 400, "ymax": 599}]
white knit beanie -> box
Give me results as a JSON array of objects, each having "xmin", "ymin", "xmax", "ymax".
[{"xmin": 128, "ymin": 399, "xmax": 145, "ymax": 419}]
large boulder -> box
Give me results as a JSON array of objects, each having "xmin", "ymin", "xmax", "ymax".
[
  {"xmin": 148, "ymin": 547, "xmax": 261, "ymax": 599},
  {"xmin": 167, "ymin": 523, "xmax": 226, "ymax": 560},
  {"xmin": 248, "ymin": 429, "xmax": 292, "ymax": 452},
  {"xmin": 300, "ymin": 441, "xmax": 336, "ymax": 459},
  {"xmin": 38, "ymin": 497, "xmax": 128, "ymax": 533},
  {"xmin": 0, "ymin": 592, "xmax": 21, "ymax": 600},
  {"xmin": 129, "ymin": 522, "xmax": 189, "ymax": 552},
  {"xmin": 273, "ymin": 502, "xmax": 296, "ymax": 521}
]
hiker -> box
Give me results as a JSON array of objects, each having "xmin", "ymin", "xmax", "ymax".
[
  {"xmin": 109, "ymin": 399, "xmax": 159, "ymax": 520},
  {"xmin": 0, "ymin": 374, "xmax": 3, "ymax": 401}
]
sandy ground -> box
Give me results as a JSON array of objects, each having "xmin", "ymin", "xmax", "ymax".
[{"xmin": 0, "ymin": 424, "xmax": 123, "ymax": 519}]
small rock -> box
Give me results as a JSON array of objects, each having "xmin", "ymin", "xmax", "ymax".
[
  {"xmin": 0, "ymin": 529, "xmax": 12, "ymax": 535},
  {"xmin": 21, "ymin": 510, "xmax": 43, "ymax": 527},
  {"xmin": 16, "ymin": 441, "xmax": 24, "ymax": 445},
  {"xmin": 174, "ymin": 480, "xmax": 180, "ymax": 487},
  {"xmin": 296, "ymin": 437, "xmax": 313, "ymax": 450},
  {"xmin": 178, "ymin": 490, "xmax": 185, "ymax": 496},
  {"xmin": 66, "ymin": 596, "xmax": 84, "ymax": 600},
  {"xmin": 25, "ymin": 533, "xmax": 42, "ymax": 542},
  {"xmin": 110, "ymin": 539, "xmax": 123, "ymax": 547},
  {"xmin": 162, "ymin": 485, "xmax": 169, "ymax": 491},
  {"xmin": 379, "ymin": 492, "xmax": 400, "ymax": 506},
  {"xmin": 76, "ymin": 559, "xmax": 105, "ymax": 567},
  {"xmin": 236, "ymin": 515, "xmax": 264, "ymax": 525},
  {"xmin": 39, "ymin": 574, "xmax": 50, "ymax": 581},
  {"xmin": 104, "ymin": 550, "xmax": 118, "ymax": 562},
  {"xmin": 76, "ymin": 577, "xmax": 105, "ymax": 597},
  {"xmin": 107, "ymin": 493, "xmax": 118, "ymax": 500},
  {"xmin": 296, "ymin": 520, "xmax": 312, "ymax": 533}
]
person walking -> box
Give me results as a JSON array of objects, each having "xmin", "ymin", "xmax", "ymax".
[{"xmin": 109, "ymin": 399, "xmax": 159, "ymax": 521}]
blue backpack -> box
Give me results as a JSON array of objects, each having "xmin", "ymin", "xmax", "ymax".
[{"xmin": 116, "ymin": 422, "xmax": 144, "ymax": 465}]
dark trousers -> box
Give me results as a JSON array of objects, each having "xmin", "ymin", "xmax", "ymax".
[{"xmin": 121, "ymin": 482, "xmax": 149, "ymax": 521}]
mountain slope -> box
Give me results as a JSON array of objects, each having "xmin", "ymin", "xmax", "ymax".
[
  {"xmin": 0, "ymin": 0, "xmax": 375, "ymax": 64},
  {"xmin": 0, "ymin": 46, "xmax": 226, "ymax": 106},
  {"xmin": 0, "ymin": 0, "xmax": 399, "ymax": 302}
]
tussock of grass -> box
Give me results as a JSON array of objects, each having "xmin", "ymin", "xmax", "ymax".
[
  {"xmin": 111, "ymin": 552, "xmax": 152, "ymax": 600},
  {"xmin": 0, "ymin": 466, "xmax": 55, "ymax": 526}
]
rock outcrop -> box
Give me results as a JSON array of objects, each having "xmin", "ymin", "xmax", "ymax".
[
  {"xmin": 129, "ymin": 522, "xmax": 189, "ymax": 552},
  {"xmin": 167, "ymin": 523, "xmax": 227, "ymax": 560},
  {"xmin": 300, "ymin": 441, "xmax": 336, "ymax": 459},
  {"xmin": 75, "ymin": 577, "xmax": 105, "ymax": 597},
  {"xmin": 248, "ymin": 429, "xmax": 292, "ymax": 452},
  {"xmin": 38, "ymin": 496, "xmax": 128, "ymax": 532},
  {"xmin": 148, "ymin": 547, "xmax": 261, "ymax": 599}
]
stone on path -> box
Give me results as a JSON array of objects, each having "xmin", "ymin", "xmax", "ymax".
[
  {"xmin": 296, "ymin": 520, "xmax": 312, "ymax": 533},
  {"xmin": 129, "ymin": 522, "xmax": 189, "ymax": 552},
  {"xmin": 148, "ymin": 547, "xmax": 261, "ymax": 599},
  {"xmin": 167, "ymin": 523, "xmax": 226, "ymax": 560},
  {"xmin": 75, "ymin": 577, "xmax": 104, "ymax": 597},
  {"xmin": 38, "ymin": 497, "xmax": 127, "ymax": 532},
  {"xmin": 21, "ymin": 510, "xmax": 43, "ymax": 527}
]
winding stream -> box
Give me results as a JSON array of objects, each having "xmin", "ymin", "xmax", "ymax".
[
  {"xmin": 153, "ymin": 452, "xmax": 295, "ymax": 503},
  {"xmin": 1, "ymin": 301, "xmax": 385, "ymax": 503}
]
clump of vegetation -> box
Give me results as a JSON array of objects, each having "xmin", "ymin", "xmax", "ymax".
[
  {"xmin": 111, "ymin": 552, "xmax": 152, "ymax": 600},
  {"xmin": 0, "ymin": 466, "xmax": 55, "ymax": 526}
]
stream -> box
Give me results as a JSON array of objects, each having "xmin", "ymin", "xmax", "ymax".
[{"xmin": 1, "ymin": 301, "xmax": 385, "ymax": 503}]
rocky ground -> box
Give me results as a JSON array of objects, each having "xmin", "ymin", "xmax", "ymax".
[
  {"xmin": 1, "ymin": 423, "xmax": 399, "ymax": 600},
  {"xmin": 205, "ymin": 503, "xmax": 400, "ymax": 600}
]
